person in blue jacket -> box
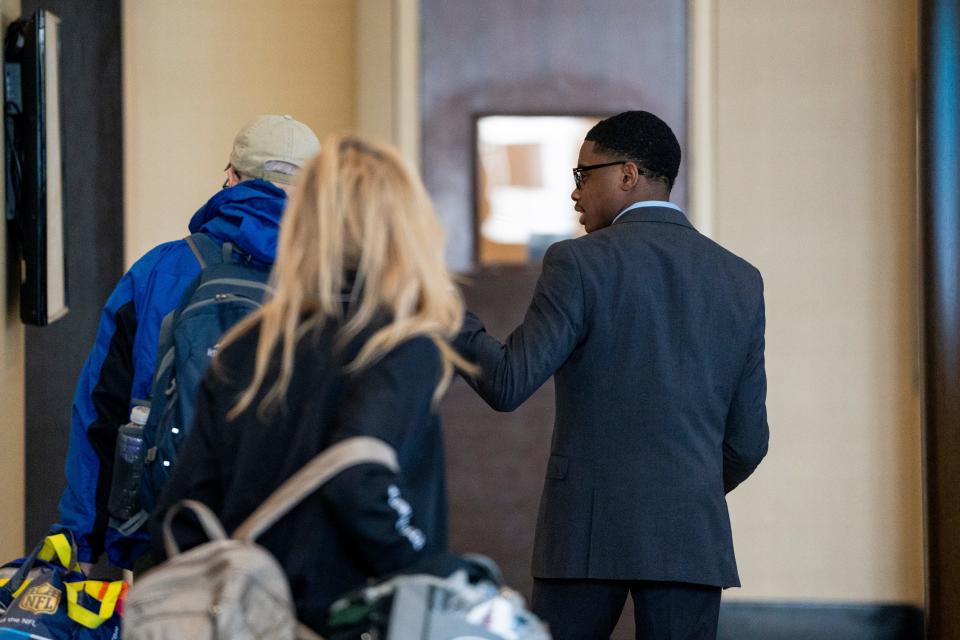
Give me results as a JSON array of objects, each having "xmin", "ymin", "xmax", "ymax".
[{"xmin": 57, "ymin": 115, "xmax": 320, "ymax": 571}]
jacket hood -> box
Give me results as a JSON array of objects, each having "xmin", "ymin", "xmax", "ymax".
[{"xmin": 188, "ymin": 179, "xmax": 287, "ymax": 265}]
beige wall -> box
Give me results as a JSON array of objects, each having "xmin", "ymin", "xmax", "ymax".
[
  {"xmin": 356, "ymin": 0, "xmax": 420, "ymax": 167},
  {"xmin": 0, "ymin": 0, "xmax": 23, "ymax": 561},
  {"xmin": 123, "ymin": 0, "xmax": 357, "ymax": 267},
  {"xmin": 694, "ymin": 0, "xmax": 923, "ymax": 603}
]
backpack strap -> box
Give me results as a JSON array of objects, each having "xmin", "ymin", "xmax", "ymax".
[
  {"xmin": 186, "ymin": 232, "xmax": 258, "ymax": 268},
  {"xmin": 65, "ymin": 580, "xmax": 125, "ymax": 629},
  {"xmin": 184, "ymin": 233, "xmax": 224, "ymax": 269},
  {"xmin": 0, "ymin": 531, "xmax": 80, "ymax": 608},
  {"xmin": 162, "ymin": 499, "xmax": 229, "ymax": 558},
  {"xmin": 233, "ymin": 437, "xmax": 399, "ymax": 543}
]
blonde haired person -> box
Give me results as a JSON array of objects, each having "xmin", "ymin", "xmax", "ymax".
[{"xmin": 152, "ymin": 135, "xmax": 475, "ymax": 633}]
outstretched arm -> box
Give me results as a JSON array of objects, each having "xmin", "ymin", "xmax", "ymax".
[{"xmin": 454, "ymin": 240, "xmax": 585, "ymax": 411}]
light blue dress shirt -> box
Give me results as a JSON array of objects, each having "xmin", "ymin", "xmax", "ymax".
[{"xmin": 611, "ymin": 200, "xmax": 684, "ymax": 225}]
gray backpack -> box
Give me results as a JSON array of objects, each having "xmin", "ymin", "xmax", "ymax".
[
  {"xmin": 325, "ymin": 562, "xmax": 552, "ymax": 640},
  {"xmin": 122, "ymin": 436, "xmax": 398, "ymax": 640}
]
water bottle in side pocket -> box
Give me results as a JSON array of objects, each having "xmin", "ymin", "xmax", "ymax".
[{"xmin": 108, "ymin": 405, "xmax": 150, "ymax": 521}]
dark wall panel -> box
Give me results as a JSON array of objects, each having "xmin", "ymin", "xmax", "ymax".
[
  {"xmin": 23, "ymin": 0, "xmax": 123, "ymax": 547},
  {"xmin": 421, "ymin": 0, "xmax": 688, "ymax": 272},
  {"xmin": 440, "ymin": 264, "xmax": 547, "ymax": 596},
  {"xmin": 919, "ymin": 0, "xmax": 960, "ymax": 636}
]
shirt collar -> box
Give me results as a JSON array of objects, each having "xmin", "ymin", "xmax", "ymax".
[{"xmin": 611, "ymin": 200, "xmax": 684, "ymax": 225}]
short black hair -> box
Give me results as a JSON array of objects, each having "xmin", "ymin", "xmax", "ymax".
[{"xmin": 585, "ymin": 111, "xmax": 681, "ymax": 190}]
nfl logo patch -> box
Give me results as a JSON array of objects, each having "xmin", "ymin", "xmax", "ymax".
[{"xmin": 18, "ymin": 582, "xmax": 62, "ymax": 615}]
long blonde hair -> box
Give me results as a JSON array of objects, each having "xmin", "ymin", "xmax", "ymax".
[{"xmin": 226, "ymin": 134, "xmax": 474, "ymax": 418}]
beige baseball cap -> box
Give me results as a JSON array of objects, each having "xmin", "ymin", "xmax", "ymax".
[{"xmin": 227, "ymin": 114, "xmax": 320, "ymax": 185}]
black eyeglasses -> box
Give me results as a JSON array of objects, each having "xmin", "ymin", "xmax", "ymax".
[{"xmin": 572, "ymin": 160, "xmax": 629, "ymax": 189}]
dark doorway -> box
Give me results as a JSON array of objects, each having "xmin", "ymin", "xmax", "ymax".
[{"xmin": 22, "ymin": 0, "xmax": 124, "ymax": 548}]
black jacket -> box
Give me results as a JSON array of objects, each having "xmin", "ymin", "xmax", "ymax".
[
  {"xmin": 153, "ymin": 318, "xmax": 448, "ymax": 629},
  {"xmin": 455, "ymin": 205, "xmax": 769, "ymax": 587}
]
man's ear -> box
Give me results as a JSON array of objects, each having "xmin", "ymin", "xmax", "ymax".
[
  {"xmin": 620, "ymin": 161, "xmax": 641, "ymax": 191},
  {"xmin": 224, "ymin": 166, "xmax": 243, "ymax": 187}
]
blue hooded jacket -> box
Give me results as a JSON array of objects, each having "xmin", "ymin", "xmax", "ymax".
[{"xmin": 58, "ymin": 180, "xmax": 286, "ymax": 567}]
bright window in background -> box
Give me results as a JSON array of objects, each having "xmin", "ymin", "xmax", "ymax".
[{"xmin": 475, "ymin": 115, "xmax": 603, "ymax": 264}]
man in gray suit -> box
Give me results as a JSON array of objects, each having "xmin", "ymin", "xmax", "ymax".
[{"xmin": 455, "ymin": 110, "xmax": 769, "ymax": 639}]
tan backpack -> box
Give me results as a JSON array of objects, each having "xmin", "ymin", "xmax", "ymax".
[{"xmin": 122, "ymin": 436, "xmax": 398, "ymax": 640}]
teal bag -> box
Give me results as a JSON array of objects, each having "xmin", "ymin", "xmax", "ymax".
[
  {"xmin": 0, "ymin": 530, "xmax": 125, "ymax": 640},
  {"xmin": 136, "ymin": 234, "xmax": 272, "ymax": 529}
]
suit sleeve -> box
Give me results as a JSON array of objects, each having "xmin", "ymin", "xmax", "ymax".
[
  {"xmin": 723, "ymin": 278, "xmax": 770, "ymax": 493},
  {"xmin": 454, "ymin": 240, "xmax": 585, "ymax": 411},
  {"xmin": 321, "ymin": 337, "xmax": 442, "ymax": 577}
]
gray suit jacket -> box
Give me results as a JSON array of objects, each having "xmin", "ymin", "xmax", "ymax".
[{"xmin": 454, "ymin": 206, "xmax": 768, "ymax": 587}]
